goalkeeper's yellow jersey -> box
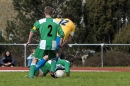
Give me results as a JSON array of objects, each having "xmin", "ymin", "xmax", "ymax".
[{"xmin": 55, "ymin": 18, "xmax": 75, "ymax": 41}]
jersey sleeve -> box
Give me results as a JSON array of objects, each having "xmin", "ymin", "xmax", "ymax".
[
  {"xmin": 57, "ymin": 25, "xmax": 64, "ymax": 38},
  {"xmin": 70, "ymin": 23, "xmax": 76, "ymax": 37},
  {"xmin": 31, "ymin": 21, "xmax": 40, "ymax": 32}
]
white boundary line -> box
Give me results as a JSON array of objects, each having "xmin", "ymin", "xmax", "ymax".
[
  {"xmin": 0, "ymin": 70, "xmax": 29, "ymax": 72},
  {"xmin": 0, "ymin": 70, "xmax": 113, "ymax": 72}
]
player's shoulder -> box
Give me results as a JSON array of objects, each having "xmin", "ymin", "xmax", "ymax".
[
  {"xmin": 54, "ymin": 18, "xmax": 61, "ymax": 20},
  {"xmin": 53, "ymin": 18, "xmax": 60, "ymax": 24},
  {"xmin": 65, "ymin": 18, "xmax": 75, "ymax": 26},
  {"xmin": 54, "ymin": 18, "xmax": 61, "ymax": 22},
  {"xmin": 38, "ymin": 18, "xmax": 46, "ymax": 24}
]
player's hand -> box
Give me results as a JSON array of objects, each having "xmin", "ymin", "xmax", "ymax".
[
  {"xmin": 58, "ymin": 44, "xmax": 63, "ymax": 48},
  {"xmin": 7, "ymin": 62, "xmax": 11, "ymax": 65},
  {"xmin": 26, "ymin": 41, "xmax": 30, "ymax": 46},
  {"xmin": 4, "ymin": 63, "xmax": 8, "ymax": 66}
]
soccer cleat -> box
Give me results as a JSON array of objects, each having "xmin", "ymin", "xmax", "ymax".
[
  {"xmin": 66, "ymin": 74, "xmax": 70, "ymax": 77},
  {"xmin": 24, "ymin": 75, "xmax": 34, "ymax": 78},
  {"xmin": 24, "ymin": 75, "xmax": 29, "ymax": 78}
]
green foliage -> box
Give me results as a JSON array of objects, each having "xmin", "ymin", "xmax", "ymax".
[
  {"xmin": 113, "ymin": 24, "xmax": 130, "ymax": 52},
  {"xmin": 0, "ymin": 31, "xmax": 6, "ymax": 54},
  {"xmin": 65, "ymin": 49, "xmax": 130, "ymax": 67},
  {"xmin": 5, "ymin": 0, "xmax": 53, "ymax": 43},
  {"xmin": 4, "ymin": 0, "xmax": 130, "ymax": 46},
  {"xmin": 6, "ymin": 0, "xmax": 81, "ymax": 44},
  {"xmin": 0, "ymin": 31, "xmax": 5, "ymax": 43},
  {"xmin": 85, "ymin": 0, "xmax": 130, "ymax": 43}
]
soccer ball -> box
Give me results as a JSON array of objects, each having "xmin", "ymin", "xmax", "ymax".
[{"xmin": 55, "ymin": 70, "xmax": 64, "ymax": 78}]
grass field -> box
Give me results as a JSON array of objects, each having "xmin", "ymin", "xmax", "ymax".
[{"xmin": 0, "ymin": 71, "xmax": 130, "ymax": 86}]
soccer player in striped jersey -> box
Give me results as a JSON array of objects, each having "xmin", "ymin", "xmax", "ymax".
[
  {"xmin": 26, "ymin": 6, "xmax": 64, "ymax": 78},
  {"xmin": 35, "ymin": 13, "xmax": 75, "ymax": 77}
]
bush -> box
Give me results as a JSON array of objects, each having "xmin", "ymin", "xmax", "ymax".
[{"xmin": 84, "ymin": 51, "xmax": 130, "ymax": 67}]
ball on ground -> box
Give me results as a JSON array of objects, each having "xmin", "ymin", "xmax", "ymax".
[{"xmin": 55, "ymin": 70, "xmax": 64, "ymax": 77}]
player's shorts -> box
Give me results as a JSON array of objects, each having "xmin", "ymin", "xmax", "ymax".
[
  {"xmin": 56, "ymin": 36, "xmax": 61, "ymax": 51},
  {"xmin": 34, "ymin": 46, "xmax": 56, "ymax": 60}
]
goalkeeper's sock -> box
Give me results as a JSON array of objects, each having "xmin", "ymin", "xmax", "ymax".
[
  {"xmin": 35, "ymin": 58, "xmax": 46, "ymax": 71},
  {"xmin": 29, "ymin": 63, "xmax": 36, "ymax": 78}
]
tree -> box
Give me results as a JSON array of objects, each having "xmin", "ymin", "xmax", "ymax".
[
  {"xmin": 5, "ymin": 0, "xmax": 69, "ymax": 43},
  {"xmin": 77, "ymin": 0, "xmax": 130, "ymax": 44},
  {"xmin": 0, "ymin": 31, "xmax": 6, "ymax": 54},
  {"xmin": 5, "ymin": 0, "xmax": 130, "ymax": 45},
  {"xmin": 113, "ymin": 24, "xmax": 130, "ymax": 52}
]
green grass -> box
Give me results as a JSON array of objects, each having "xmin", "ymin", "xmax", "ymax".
[{"xmin": 0, "ymin": 72, "xmax": 130, "ymax": 86}]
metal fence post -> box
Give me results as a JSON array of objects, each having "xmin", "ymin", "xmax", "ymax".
[
  {"xmin": 101, "ymin": 43, "xmax": 104, "ymax": 67},
  {"xmin": 24, "ymin": 44, "xmax": 26, "ymax": 67}
]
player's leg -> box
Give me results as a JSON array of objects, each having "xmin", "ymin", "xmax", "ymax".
[
  {"xmin": 50, "ymin": 60, "xmax": 56, "ymax": 73},
  {"xmin": 48, "ymin": 50, "xmax": 57, "ymax": 77},
  {"xmin": 29, "ymin": 47, "xmax": 44, "ymax": 78},
  {"xmin": 56, "ymin": 36, "xmax": 61, "ymax": 62},
  {"xmin": 27, "ymin": 59, "xmax": 32, "ymax": 67},
  {"xmin": 40, "ymin": 62, "xmax": 51, "ymax": 76},
  {"xmin": 56, "ymin": 36, "xmax": 60, "ymax": 51},
  {"xmin": 34, "ymin": 62, "xmax": 51, "ymax": 77},
  {"xmin": 29, "ymin": 58, "xmax": 37, "ymax": 78},
  {"xmin": 50, "ymin": 60, "xmax": 57, "ymax": 78},
  {"xmin": 35, "ymin": 55, "xmax": 48, "ymax": 71}
]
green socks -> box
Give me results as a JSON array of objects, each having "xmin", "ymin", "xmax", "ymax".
[
  {"xmin": 50, "ymin": 61, "xmax": 56, "ymax": 72},
  {"xmin": 29, "ymin": 65, "xmax": 36, "ymax": 78}
]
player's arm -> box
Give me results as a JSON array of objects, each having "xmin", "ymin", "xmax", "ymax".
[
  {"xmin": 57, "ymin": 25, "xmax": 64, "ymax": 47},
  {"xmin": 62, "ymin": 24, "xmax": 75, "ymax": 47},
  {"xmin": 26, "ymin": 21, "xmax": 39, "ymax": 45},
  {"xmin": 59, "ymin": 37, "xmax": 63, "ymax": 48},
  {"xmin": 26, "ymin": 31, "xmax": 34, "ymax": 45},
  {"xmin": 57, "ymin": 25, "xmax": 64, "ymax": 38},
  {"xmin": 62, "ymin": 35, "xmax": 72, "ymax": 47},
  {"xmin": 64, "ymin": 60, "xmax": 70, "ymax": 77}
]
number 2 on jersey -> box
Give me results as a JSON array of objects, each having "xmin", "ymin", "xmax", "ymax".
[
  {"xmin": 48, "ymin": 25, "xmax": 52, "ymax": 37},
  {"xmin": 60, "ymin": 20, "xmax": 69, "ymax": 26}
]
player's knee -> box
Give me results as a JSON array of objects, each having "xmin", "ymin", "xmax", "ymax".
[
  {"xmin": 32, "ymin": 58, "xmax": 37, "ymax": 64},
  {"xmin": 43, "ymin": 55, "xmax": 48, "ymax": 60}
]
